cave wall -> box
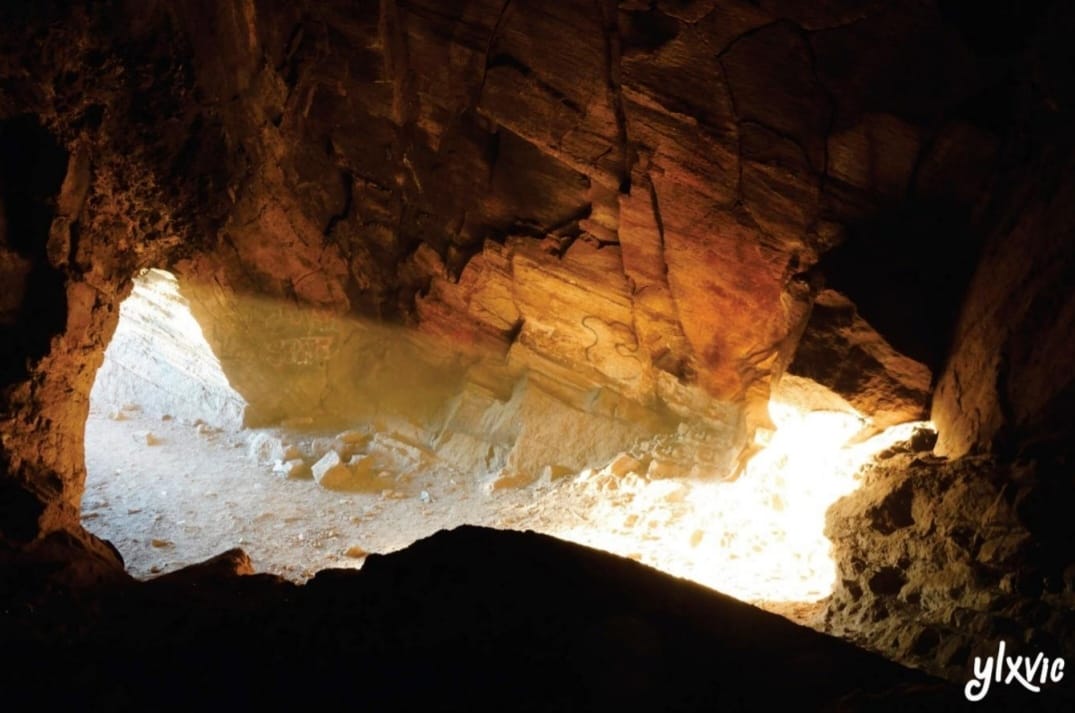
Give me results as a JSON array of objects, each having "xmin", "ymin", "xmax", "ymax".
[
  {"xmin": 923, "ymin": 0, "xmax": 1075, "ymax": 459},
  {"xmin": 161, "ymin": 0, "xmax": 1007, "ymax": 445},
  {"xmin": 89, "ymin": 268, "xmax": 247, "ymax": 429},
  {"xmin": 0, "ymin": 3, "xmax": 206, "ymax": 548},
  {"xmin": 932, "ymin": 131, "xmax": 1075, "ymax": 459},
  {"xmin": 180, "ymin": 273, "xmax": 690, "ymax": 482},
  {"xmin": 827, "ymin": 450, "xmax": 1075, "ymax": 681},
  {"xmin": 823, "ymin": 0, "xmax": 1075, "ymax": 681},
  {"xmin": 0, "ymin": 6, "xmax": 1073, "ymax": 672},
  {"xmin": 152, "ymin": 0, "xmax": 1023, "ymax": 462}
]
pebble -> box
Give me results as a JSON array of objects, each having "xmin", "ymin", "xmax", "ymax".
[{"xmin": 133, "ymin": 430, "xmax": 161, "ymax": 446}]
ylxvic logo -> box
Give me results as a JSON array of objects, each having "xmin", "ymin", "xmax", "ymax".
[{"xmin": 964, "ymin": 640, "xmax": 1065, "ymax": 702}]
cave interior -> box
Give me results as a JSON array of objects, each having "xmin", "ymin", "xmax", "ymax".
[{"xmin": 2, "ymin": 1, "xmax": 1075, "ymax": 710}]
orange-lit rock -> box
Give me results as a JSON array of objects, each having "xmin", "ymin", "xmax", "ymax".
[
  {"xmin": 3, "ymin": 5, "xmax": 1075, "ymax": 707},
  {"xmin": 789, "ymin": 290, "xmax": 932, "ymax": 430}
]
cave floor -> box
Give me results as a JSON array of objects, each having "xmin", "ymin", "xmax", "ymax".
[{"xmin": 82, "ymin": 407, "xmax": 844, "ymax": 626}]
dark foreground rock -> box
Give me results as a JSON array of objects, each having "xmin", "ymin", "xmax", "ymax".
[{"xmin": 1, "ymin": 524, "xmax": 1055, "ymax": 712}]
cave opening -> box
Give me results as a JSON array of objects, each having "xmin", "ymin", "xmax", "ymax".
[
  {"xmin": 2, "ymin": 1, "xmax": 1074, "ymax": 707},
  {"xmin": 82, "ymin": 267, "xmax": 931, "ymax": 615}
]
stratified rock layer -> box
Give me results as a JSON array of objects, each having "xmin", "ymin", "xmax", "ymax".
[
  {"xmin": 0, "ymin": 0, "xmax": 1041, "ymax": 541},
  {"xmin": 90, "ymin": 268, "xmax": 246, "ymax": 429}
]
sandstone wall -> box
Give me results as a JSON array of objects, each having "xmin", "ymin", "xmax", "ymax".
[
  {"xmin": 89, "ymin": 268, "xmax": 247, "ymax": 429},
  {"xmin": 177, "ymin": 269, "xmax": 722, "ymax": 484},
  {"xmin": 0, "ymin": 0, "xmax": 1071, "ymax": 613},
  {"xmin": 158, "ymin": 0, "xmax": 992, "ymax": 444},
  {"xmin": 932, "ymin": 150, "xmax": 1075, "ymax": 458}
]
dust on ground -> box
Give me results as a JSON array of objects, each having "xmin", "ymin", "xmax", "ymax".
[{"xmin": 83, "ymin": 404, "xmax": 832, "ymax": 627}]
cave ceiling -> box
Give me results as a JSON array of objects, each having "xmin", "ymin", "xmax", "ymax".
[{"xmin": 2, "ymin": 0, "xmax": 1073, "ymax": 536}]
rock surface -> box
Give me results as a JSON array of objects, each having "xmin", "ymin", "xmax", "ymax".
[
  {"xmin": 1, "ymin": 4, "xmax": 1075, "ymax": 709},
  {"xmin": 311, "ymin": 451, "xmax": 353, "ymax": 491},
  {"xmin": 89, "ymin": 268, "xmax": 246, "ymax": 430},
  {"xmin": 1, "ymin": 525, "xmax": 982, "ymax": 712},
  {"xmin": 826, "ymin": 449, "xmax": 1075, "ymax": 684},
  {"xmin": 788, "ymin": 289, "xmax": 932, "ymax": 429},
  {"xmin": 932, "ymin": 143, "xmax": 1075, "ymax": 458},
  {"xmin": 2, "ymin": 0, "xmax": 1072, "ymax": 542},
  {"xmin": 273, "ymin": 458, "xmax": 309, "ymax": 480}
]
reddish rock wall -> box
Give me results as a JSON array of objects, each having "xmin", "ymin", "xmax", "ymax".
[{"xmin": 2, "ymin": 8, "xmax": 1074, "ymax": 685}]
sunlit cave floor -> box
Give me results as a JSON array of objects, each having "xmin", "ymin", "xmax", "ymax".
[{"xmin": 83, "ymin": 407, "xmax": 853, "ymax": 626}]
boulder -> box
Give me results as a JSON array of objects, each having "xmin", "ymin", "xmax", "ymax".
[
  {"xmin": 273, "ymin": 459, "xmax": 310, "ymax": 480},
  {"xmin": 605, "ymin": 453, "xmax": 644, "ymax": 478},
  {"xmin": 826, "ymin": 452, "xmax": 1075, "ymax": 681},
  {"xmin": 247, "ymin": 432, "xmax": 288, "ymax": 465},
  {"xmin": 311, "ymin": 451, "xmax": 353, "ymax": 490},
  {"xmin": 788, "ymin": 290, "xmax": 931, "ymax": 429}
]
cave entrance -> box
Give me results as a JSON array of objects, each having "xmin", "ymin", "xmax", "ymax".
[
  {"xmin": 82, "ymin": 268, "xmax": 250, "ymax": 572},
  {"xmin": 82, "ymin": 269, "xmax": 926, "ymax": 615}
]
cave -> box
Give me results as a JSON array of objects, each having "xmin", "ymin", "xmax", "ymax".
[
  {"xmin": 3, "ymin": 2, "xmax": 1075, "ymax": 711},
  {"xmin": 85, "ymin": 265, "xmax": 918, "ymax": 603}
]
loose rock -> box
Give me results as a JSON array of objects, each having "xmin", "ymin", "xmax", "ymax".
[
  {"xmin": 311, "ymin": 451, "xmax": 353, "ymax": 490},
  {"xmin": 273, "ymin": 459, "xmax": 311, "ymax": 480},
  {"xmin": 344, "ymin": 545, "xmax": 367, "ymax": 559},
  {"xmin": 134, "ymin": 430, "xmax": 161, "ymax": 446}
]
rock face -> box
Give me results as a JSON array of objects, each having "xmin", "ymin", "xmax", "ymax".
[
  {"xmin": 0, "ymin": 0, "xmax": 1060, "ymax": 541},
  {"xmin": 2, "ymin": 2, "xmax": 1075, "ymax": 706},
  {"xmin": 826, "ymin": 449, "xmax": 1075, "ymax": 684},
  {"xmin": 788, "ymin": 289, "xmax": 932, "ymax": 430},
  {"xmin": 180, "ymin": 281, "xmax": 706, "ymax": 484},
  {"xmin": 932, "ymin": 146, "xmax": 1075, "ymax": 459},
  {"xmin": 90, "ymin": 268, "xmax": 246, "ymax": 430},
  {"xmin": 144, "ymin": 0, "xmax": 1020, "ymax": 462},
  {"xmin": 924, "ymin": 5, "xmax": 1075, "ymax": 460}
]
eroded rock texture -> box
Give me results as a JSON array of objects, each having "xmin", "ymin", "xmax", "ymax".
[
  {"xmin": 827, "ymin": 449, "xmax": 1075, "ymax": 683},
  {"xmin": 2, "ymin": 0, "xmax": 1016, "ymax": 541},
  {"xmin": 2, "ymin": 1, "xmax": 1075, "ymax": 707}
]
